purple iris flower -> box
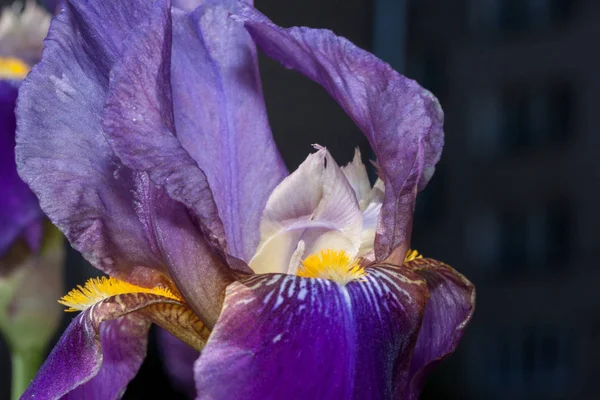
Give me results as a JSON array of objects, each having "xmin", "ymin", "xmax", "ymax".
[
  {"xmin": 0, "ymin": 2, "xmax": 66, "ymax": 398},
  {"xmin": 0, "ymin": 1, "xmax": 51, "ymax": 254},
  {"xmin": 16, "ymin": 0, "xmax": 475, "ymax": 399}
]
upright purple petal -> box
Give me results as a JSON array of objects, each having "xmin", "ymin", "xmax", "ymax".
[
  {"xmin": 404, "ymin": 258, "xmax": 476, "ymax": 399},
  {"xmin": 172, "ymin": 0, "xmax": 255, "ymax": 12},
  {"xmin": 195, "ymin": 266, "xmax": 429, "ymax": 399},
  {"xmin": 15, "ymin": 0, "xmax": 214, "ymax": 290},
  {"xmin": 234, "ymin": 5, "xmax": 444, "ymax": 262},
  {"xmin": 170, "ymin": 3, "xmax": 287, "ymax": 261},
  {"xmin": 16, "ymin": 0, "xmax": 166, "ymax": 287},
  {"xmin": 0, "ymin": 80, "xmax": 42, "ymax": 258},
  {"xmin": 102, "ymin": 0, "xmax": 223, "ymax": 252},
  {"xmin": 23, "ymin": 313, "xmax": 149, "ymax": 400},
  {"xmin": 172, "ymin": 0, "xmax": 204, "ymax": 11},
  {"xmin": 102, "ymin": 0, "xmax": 241, "ymax": 325}
]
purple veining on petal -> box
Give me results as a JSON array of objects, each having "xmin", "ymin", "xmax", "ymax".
[
  {"xmin": 195, "ymin": 265, "xmax": 428, "ymax": 399},
  {"xmin": 0, "ymin": 79, "xmax": 43, "ymax": 258},
  {"xmin": 102, "ymin": 0, "xmax": 240, "ymax": 326},
  {"xmin": 234, "ymin": 4, "xmax": 444, "ymax": 262},
  {"xmin": 15, "ymin": 0, "xmax": 177, "ymax": 287},
  {"xmin": 170, "ymin": 2, "xmax": 287, "ymax": 262}
]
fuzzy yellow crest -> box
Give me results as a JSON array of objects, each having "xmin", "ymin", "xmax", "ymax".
[
  {"xmin": 0, "ymin": 57, "xmax": 29, "ymax": 79},
  {"xmin": 59, "ymin": 276, "xmax": 182, "ymax": 312},
  {"xmin": 404, "ymin": 249, "xmax": 423, "ymax": 263},
  {"xmin": 297, "ymin": 249, "xmax": 366, "ymax": 285}
]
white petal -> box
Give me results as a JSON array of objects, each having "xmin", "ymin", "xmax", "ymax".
[
  {"xmin": 287, "ymin": 240, "xmax": 306, "ymax": 275},
  {"xmin": 341, "ymin": 148, "xmax": 371, "ymax": 209},
  {"xmin": 249, "ymin": 147, "xmax": 363, "ymax": 274},
  {"xmin": 358, "ymin": 200, "xmax": 382, "ymax": 257}
]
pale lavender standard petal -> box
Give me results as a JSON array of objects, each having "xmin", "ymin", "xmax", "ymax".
[
  {"xmin": 22, "ymin": 313, "xmax": 149, "ymax": 400},
  {"xmin": 170, "ymin": 2, "xmax": 287, "ymax": 262},
  {"xmin": 0, "ymin": 80, "xmax": 42, "ymax": 258},
  {"xmin": 404, "ymin": 259, "xmax": 476, "ymax": 399},
  {"xmin": 195, "ymin": 266, "xmax": 429, "ymax": 399},
  {"xmin": 102, "ymin": 0, "xmax": 239, "ymax": 326},
  {"xmin": 15, "ymin": 0, "xmax": 175, "ymax": 287},
  {"xmin": 250, "ymin": 148, "xmax": 362, "ymax": 275},
  {"xmin": 234, "ymin": 4, "xmax": 444, "ymax": 262}
]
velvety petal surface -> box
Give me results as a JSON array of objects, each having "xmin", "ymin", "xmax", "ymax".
[
  {"xmin": 0, "ymin": 80, "xmax": 42, "ymax": 258},
  {"xmin": 404, "ymin": 258, "xmax": 476, "ymax": 399},
  {"xmin": 172, "ymin": 0, "xmax": 204, "ymax": 11},
  {"xmin": 23, "ymin": 313, "xmax": 149, "ymax": 400},
  {"xmin": 15, "ymin": 0, "xmax": 177, "ymax": 287},
  {"xmin": 102, "ymin": 0, "xmax": 241, "ymax": 325},
  {"xmin": 61, "ymin": 315, "xmax": 149, "ymax": 400},
  {"xmin": 235, "ymin": 5, "xmax": 444, "ymax": 262},
  {"xmin": 170, "ymin": 2, "xmax": 287, "ymax": 261},
  {"xmin": 249, "ymin": 147, "xmax": 362, "ymax": 274},
  {"xmin": 24, "ymin": 285, "xmax": 209, "ymax": 399},
  {"xmin": 195, "ymin": 265, "xmax": 429, "ymax": 399}
]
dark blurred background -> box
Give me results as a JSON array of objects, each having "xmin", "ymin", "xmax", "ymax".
[{"xmin": 1, "ymin": 0, "xmax": 598, "ymax": 399}]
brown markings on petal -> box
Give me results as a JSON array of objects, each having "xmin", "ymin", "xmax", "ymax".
[
  {"xmin": 404, "ymin": 257, "xmax": 476, "ymax": 330},
  {"xmin": 87, "ymin": 293, "xmax": 209, "ymax": 350},
  {"xmin": 381, "ymin": 242, "xmax": 410, "ymax": 266},
  {"xmin": 141, "ymin": 302, "xmax": 210, "ymax": 349}
]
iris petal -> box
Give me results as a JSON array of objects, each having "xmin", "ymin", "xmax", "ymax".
[
  {"xmin": 171, "ymin": 2, "xmax": 287, "ymax": 261},
  {"xmin": 0, "ymin": 80, "xmax": 42, "ymax": 258},
  {"xmin": 234, "ymin": 4, "xmax": 444, "ymax": 262},
  {"xmin": 22, "ymin": 285, "xmax": 207, "ymax": 400},
  {"xmin": 341, "ymin": 148, "xmax": 371, "ymax": 208},
  {"xmin": 61, "ymin": 316, "xmax": 148, "ymax": 400},
  {"xmin": 404, "ymin": 258, "xmax": 476, "ymax": 399},
  {"xmin": 101, "ymin": 0, "xmax": 241, "ymax": 325},
  {"xmin": 16, "ymin": 0, "xmax": 173, "ymax": 288},
  {"xmin": 250, "ymin": 148, "xmax": 362, "ymax": 274},
  {"xmin": 195, "ymin": 265, "xmax": 429, "ymax": 399}
]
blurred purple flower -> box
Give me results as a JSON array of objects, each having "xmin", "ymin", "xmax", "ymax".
[
  {"xmin": 0, "ymin": 79, "xmax": 41, "ymax": 259},
  {"xmin": 0, "ymin": 1, "xmax": 51, "ymax": 65},
  {"xmin": 16, "ymin": 0, "xmax": 475, "ymax": 399},
  {"xmin": 0, "ymin": 2, "xmax": 65, "ymax": 398}
]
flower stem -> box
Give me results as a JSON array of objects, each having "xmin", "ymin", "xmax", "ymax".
[{"xmin": 11, "ymin": 348, "xmax": 42, "ymax": 400}]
